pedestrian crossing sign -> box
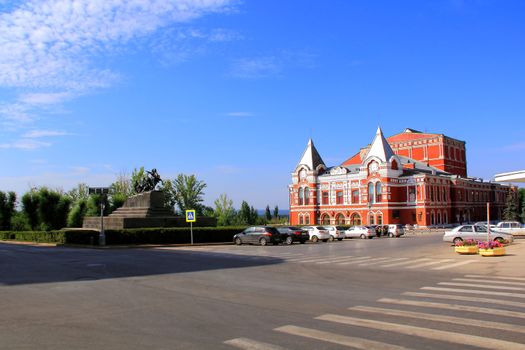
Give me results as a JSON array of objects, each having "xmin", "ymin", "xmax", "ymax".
[{"xmin": 185, "ymin": 210, "xmax": 196, "ymax": 223}]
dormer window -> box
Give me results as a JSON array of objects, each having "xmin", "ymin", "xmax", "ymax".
[
  {"xmin": 391, "ymin": 159, "xmax": 398, "ymax": 170},
  {"xmin": 368, "ymin": 161, "xmax": 379, "ymax": 174}
]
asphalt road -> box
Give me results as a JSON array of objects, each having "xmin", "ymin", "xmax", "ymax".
[{"xmin": 1, "ymin": 235, "xmax": 525, "ymax": 349}]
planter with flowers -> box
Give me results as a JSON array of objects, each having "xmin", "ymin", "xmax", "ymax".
[
  {"xmin": 478, "ymin": 241, "xmax": 506, "ymax": 257},
  {"xmin": 454, "ymin": 239, "xmax": 479, "ymax": 254}
]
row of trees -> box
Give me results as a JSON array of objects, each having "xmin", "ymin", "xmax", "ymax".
[{"xmin": 0, "ymin": 167, "xmax": 286, "ymax": 231}]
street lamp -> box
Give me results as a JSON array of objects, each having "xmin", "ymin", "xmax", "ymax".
[{"xmin": 89, "ymin": 187, "xmax": 109, "ymax": 246}]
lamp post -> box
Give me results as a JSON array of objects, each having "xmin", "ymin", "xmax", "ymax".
[{"xmin": 89, "ymin": 187, "xmax": 109, "ymax": 246}]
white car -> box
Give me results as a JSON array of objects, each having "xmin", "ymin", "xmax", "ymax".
[
  {"xmin": 443, "ymin": 225, "xmax": 514, "ymax": 244},
  {"xmin": 344, "ymin": 226, "xmax": 375, "ymax": 239},
  {"xmin": 493, "ymin": 221, "xmax": 525, "ymax": 236},
  {"xmin": 322, "ymin": 226, "xmax": 345, "ymax": 241},
  {"xmin": 387, "ymin": 224, "xmax": 405, "ymax": 238},
  {"xmin": 301, "ymin": 226, "xmax": 331, "ymax": 242}
]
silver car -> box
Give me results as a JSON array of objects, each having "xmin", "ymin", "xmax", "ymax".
[
  {"xmin": 443, "ymin": 225, "xmax": 514, "ymax": 245},
  {"xmin": 344, "ymin": 226, "xmax": 375, "ymax": 239}
]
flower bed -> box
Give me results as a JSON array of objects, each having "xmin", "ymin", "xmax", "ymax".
[
  {"xmin": 478, "ymin": 241, "xmax": 506, "ymax": 257},
  {"xmin": 454, "ymin": 239, "xmax": 479, "ymax": 254}
]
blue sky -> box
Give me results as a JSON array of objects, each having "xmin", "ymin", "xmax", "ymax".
[{"xmin": 0, "ymin": 0, "xmax": 524, "ymax": 209}]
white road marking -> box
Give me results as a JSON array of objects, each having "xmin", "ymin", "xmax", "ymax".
[
  {"xmin": 357, "ymin": 257, "xmax": 393, "ymax": 266},
  {"xmin": 316, "ymin": 314, "xmax": 525, "ymax": 350},
  {"xmin": 403, "ymin": 291, "xmax": 525, "ymax": 308},
  {"xmin": 274, "ymin": 325, "xmax": 412, "ymax": 350},
  {"xmin": 421, "ymin": 286, "xmax": 525, "ymax": 299},
  {"xmin": 378, "ymin": 257, "xmax": 431, "ymax": 268},
  {"xmin": 453, "ymin": 277, "xmax": 525, "ymax": 287},
  {"xmin": 378, "ymin": 297, "xmax": 525, "ymax": 319},
  {"xmin": 224, "ymin": 337, "xmax": 288, "ymax": 350},
  {"xmin": 405, "ymin": 259, "xmax": 453, "ymax": 269},
  {"xmin": 438, "ymin": 282, "xmax": 525, "ymax": 291},
  {"xmin": 366, "ymin": 257, "xmax": 408, "ymax": 266},
  {"xmin": 315, "ymin": 256, "xmax": 357, "ymax": 264},
  {"xmin": 465, "ymin": 274, "xmax": 525, "ymax": 282},
  {"xmin": 336, "ymin": 256, "xmax": 376, "ymax": 265},
  {"xmin": 350, "ymin": 305, "xmax": 525, "ymax": 334},
  {"xmin": 431, "ymin": 260, "xmax": 478, "ymax": 270}
]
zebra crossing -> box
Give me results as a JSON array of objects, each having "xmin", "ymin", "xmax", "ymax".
[
  {"xmin": 165, "ymin": 246, "xmax": 480, "ymax": 271},
  {"xmin": 224, "ymin": 274, "xmax": 525, "ymax": 349}
]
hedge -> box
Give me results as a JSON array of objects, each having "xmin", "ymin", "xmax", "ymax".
[{"xmin": 0, "ymin": 227, "xmax": 248, "ymax": 245}]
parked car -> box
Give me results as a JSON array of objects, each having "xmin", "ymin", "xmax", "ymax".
[
  {"xmin": 387, "ymin": 224, "xmax": 405, "ymax": 238},
  {"xmin": 344, "ymin": 226, "xmax": 375, "ymax": 239},
  {"xmin": 276, "ymin": 226, "xmax": 309, "ymax": 244},
  {"xmin": 474, "ymin": 222, "xmax": 496, "ymax": 229},
  {"xmin": 493, "ymin": 221, "xmax": 525, "ymax": 236},
  {"xmin": 233, "ymin": 226, "xmax": 282, "ymax": 246},
  {"xmin": 301, "ymin": 226, "xmax": 331, "ymax": 242},
  {"xmin": 443, "ymin": 225, "xmax": 514, "ymax": 244},
  {"xmin": 374, "ymin": 225, "xmax": 389, "ymax": 237},
  {"xmin": 322, "ymin": 225, "xmax": 345, "ymax": 241}
]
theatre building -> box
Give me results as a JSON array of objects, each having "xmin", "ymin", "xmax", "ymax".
[{"xmin": 289, "ymin": 127, "xmax": 511, "ymax": 227}]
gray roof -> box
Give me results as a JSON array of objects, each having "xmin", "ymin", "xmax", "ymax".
[
  {"xmin": 296, "ymin": 139, "xmax": 325, "ymax": 170},
  {"xmin": 364, "ymin": 127, "xmax": 396, "ymax": 163}
]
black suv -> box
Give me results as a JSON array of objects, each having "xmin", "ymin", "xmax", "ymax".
[
  {"xmin": 233, "ymin": 226, "xmax": 282, "ymax": 246},
  {"xmin": 276, "ymin": 226, "xmax": 309, "ymax": 245}
]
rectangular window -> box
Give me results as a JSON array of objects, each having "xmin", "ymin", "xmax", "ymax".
[
  {"xmin": 322, "ymin": 191, "xmax": 329, "ymax": 205},
  {"xmin": 336, "ymin": 191, "xmax": 343, "ymax": 204},
  {"xmin": 352, "ymin": 190, "xmax": 359, "ymax": 204},
  {"xmin": 393, "ymin": 210, "xmax": 400, "ymax": 219}
]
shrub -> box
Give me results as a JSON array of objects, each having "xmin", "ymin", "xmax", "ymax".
[
  {"xmin": 11, "ymin": 212, "xmax": 31, "ymax": 231},
  {"xmin": 67, "ymin": 199, "xmax": 88, "ymax": 228}
]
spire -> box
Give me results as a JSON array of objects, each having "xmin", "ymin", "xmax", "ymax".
[
  {"xmin": 364, "ymin": 127, "xmax": 395, "ymax": 163},
  {"xmin": 297, "ymin": 138, "xmax": 325, "ymax": 170}
]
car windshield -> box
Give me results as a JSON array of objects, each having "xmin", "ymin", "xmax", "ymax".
[
  {"xmin": 288, "ymin": 227, "xmax": 300, "ymax": 230},
  {"xmin": 336, "ymin": 226, "xmax": 345, "ymax": 230},
  {"xmin": 316, "ymin": 226, "xmax": 325, "ymax": 230}
]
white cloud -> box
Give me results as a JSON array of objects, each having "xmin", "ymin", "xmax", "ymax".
[
  {"xmin": 225, "ymin": 111, "xmax": 254, "ymax": 117},
  {"xmin": 230, "ymin": 56, "xmax": 281, "ymax": 78},
  {"xmin": 0, "ymin": 0, "xmax": 237, "ymax": 131},
  {"xmin": 23, "ymin": 129, "xmax": 71, "ymax": 138},
  {"xmin": 0, "ymin": 139, "xmax": 51, "ymax": 150}
]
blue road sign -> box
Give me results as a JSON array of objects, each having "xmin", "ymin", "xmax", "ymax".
[{"xmin": 186, "ymin": 210, "xmax": 196, "ymax": 222}]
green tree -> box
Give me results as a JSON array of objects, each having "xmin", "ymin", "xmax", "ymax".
[
  {"xmin": 173, "ymin": 174, "xmax": 207, "ymax": 215},
  {"xmin": 21, "ymin": 189, "xmax": 39, "ymax": 230},
  {"xmin": 503, "ymin": 190, "xmax": 519, "ymax": 221},
  {"xmin": 67, "ymin": 199, "xmax": 88, "ymax": 227},
  {"xmin": 236, "ymin": 200, "xmax": 258, "ymax": 225},
  {"xmin": 37, "ymin": 188, "xmax": 71, "ymax": 231},
  {"xmin": 0, "ymin": 191, "xmax": 16, "ymax": 230},
  {"xmin": 214, "ymin": 194, "xmax": 236, "ymax": 226},
  {"xmin": 110, "ymin": 172, "xmax": 133, "ymax": 212},
  {"xmin": 131, "ymin": 167, "xmax": 147, "ymax": 194},
  {"xmin": 11, "ymin": 211, "xmax": 31, "ymax": 231},
  {"xmin": 519, "ymin": 188, "xmax": 525, "ymax": 223},
  {"xmin": 160, "ymin": 179, "xmax": 177, "ymax": 213},
  {"xmin": 66, "ymin": 183, "xmax": 90, "ymax": 204},
  {"xmin": 86, "ymin": 194, "xmax": 110, "ymax": 217},
  {"xmin": 273, "ymin": 205, "xmax": 279, "ymax": 220},
  {"xmin": 265, "ymin": 205, "xmax": 272, "ymax": 222}
]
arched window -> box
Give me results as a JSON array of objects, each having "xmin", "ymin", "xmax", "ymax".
[
  {"xmin": 369, "ymin": 212, "xmax": 375, "ymax": 225},
  {"xmin": 299, "ymin": 214, "xmax": 304, "ymax": 225},
  {"xmin": 298, "ymin": 188, "xmax": 304, "ymax": 205},
  {"xmin": 304, "ymin": 187, "xmax": 310, "ymax": 205},
  {"xmin": 431, "ymin": 212, "xmax": 435, "ymax": 225},
  {"xmin": 350, "ymin": 213, "xmax": 361, "ymax": 226},
  {"xmin": 305, "ymin": 214, "xmax": 310, "ymax": 224},
  {"xmin": 375, "ymin": 182, "xmax": 382, "ymax": 203},
  {"xmin": 376, "ymin": 212, "xmax": 383, "ymax": 225},
  {"xmin": 444, "ymin": 211, "xmax": 448, "ymax": 224},
  {"xmin": 336, "ymin": 213, "xmax": 345, "ymax": 225},
  {"xmin": 321, "ymin": 214, "xmax": 331, "ymax": 225},
  {"xmin": 368, "ymin": 182, "xmax": 375, "ymax": 203},
  {"xmin": 437, "ymin": 211, "xmax": 442, "ymax": 225},
  {"xmin": 391, "ymin": 159, "xmax": 398, "ymax": 170}
]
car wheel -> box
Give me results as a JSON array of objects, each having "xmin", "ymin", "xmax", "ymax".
[
  {"xmin": 338, "ymin": 238, "xmax": 343, "ymax": 241},
  {"xmin": 322, "ymin": 239, "xmax": 329, "ymax": 242},
  {"xmin": 453, "ymin": 237, "xmax": 463, "ymax": 244},
  {"xmin": 328, "ymin": 235, "xmax": 335, "ymax": 242},
  {"xmin": 285, "ymin": 236, "xmax": 293, "ymax": 245},
  {"xmin": 368, "ymin": 236, "xmax": 373, "ymax": 239},
  {"xmin": 388, "ymin": 233, "xmax": 394, "ymax": 238},
  {"xmin": 300, "ymin": 240, "xmax": 306, "ymax": 244},
  {"xmin": 234, "ymin": 237, "xmax": 242, "ymax": 245},
  {"xmin": 360, "ymin": 234, "xmax": 366, "ymax": 239},
  {"xmin": 494, "ymin": 237, "xmax": 504, "ymax": 243},
  {"xmin": 311, "ymin": 236, "xmax": 319, "ymax": 243},
  {"xmin": 259, "ymin": 238, "xmax": 268, "ymax": 246}
]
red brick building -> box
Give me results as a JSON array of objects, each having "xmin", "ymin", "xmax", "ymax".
[{"xmin": 289, "ymin": 128, "xmax": 510, "ymax": 227}]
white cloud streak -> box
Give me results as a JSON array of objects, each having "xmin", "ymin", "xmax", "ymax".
[{"xmin": 23, "ymin": 129, "xmax": 71, "ymax": 138}]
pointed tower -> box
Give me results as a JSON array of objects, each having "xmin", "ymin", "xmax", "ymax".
[
  {"xmin": 296, "ymin": 138, "xmax": 325, "ymax": 171},
  {"xmin": 289, "ymin": 139, "xmax": 325, "ymax": 226},
  {"xmin": 364, "ymin": 127, "xmax": 396, "ymax": 163}
]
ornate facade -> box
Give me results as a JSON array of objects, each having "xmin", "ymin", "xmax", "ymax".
[{"xmin": 289, "ymin": 128, "xmax": 510, "ymax": 227}]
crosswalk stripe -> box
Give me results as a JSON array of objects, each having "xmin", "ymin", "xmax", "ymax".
[
  {"xmin": 337, "ymin": 256, "xmax": 376, "ymax": 265},
  {"xmin": 366, "ymin": 257, "xmax": 408, "ymax": 266},
  {"xmin": 350, "ymin": 305, "xmax": 525, "ymax": 334},
  {"xmin": 357, "ymin": 257, "xmax": 392, "ymax": 266},
  {"xmin": 438, "ymin": 282, "xmax": 525, "ymax": 291},
  {"xmin": 316, "ymin": 314, "xmax": 525, "ymax": 350},
  {"xmin": 378, "ymin": 297, "xmax": 525, "ymax": 319},
  {"xmin": 405, "ymin": 259, "xmax": 453, "ymax": 269},
  {"xmin": 224, "ymin": 337, "xmax": 288, "ymax": 350},
  {"xmin": 274, "ymin": 325, "xmax": 412, "ymax": 350},
  {"xmin": 378, "ymin": 257, "xmax": 431, "ymax": 268},
  {"xmin": 453, "ymin": 277, "xmax": 525, "ymax": 287},
  {"xmin": 315, "ymin": 256, "xmax": 357, "ymax": 264},
  {"xmin": 431, "ymin": 260, "xmax": 477, "ymax": 270},
  {"xmin": 286, "ymin": 256, "xmax": 327, "ymax": 263},
  {"xmin": 421, "ymin": 286, "xmax": 525, "ymax": 298},
  {"xmin": 465, "ymin": 274, "xmax": 525, "ymax": 282},
  {"xmin": 403, "ymin": 291, "xmax": 525, "ymax": 308}
]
